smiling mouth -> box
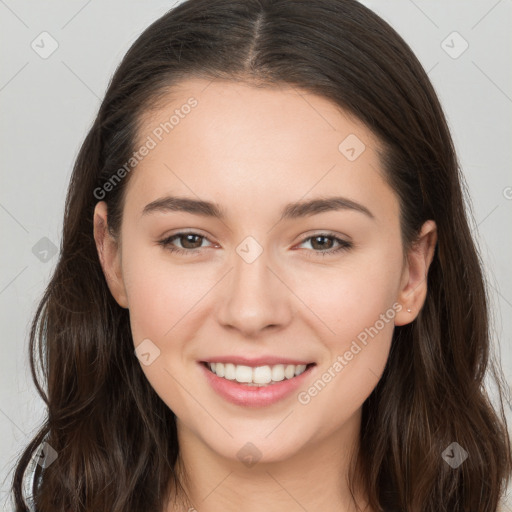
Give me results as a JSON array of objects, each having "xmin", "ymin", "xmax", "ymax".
[{"xmin": 201, "ymin": 361, "xmax": 316, "ymax": 386}]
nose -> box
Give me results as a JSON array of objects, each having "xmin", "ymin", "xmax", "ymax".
[{"xmin": 216, "ymin": 247, "xmax": 294, "ymax": 337}]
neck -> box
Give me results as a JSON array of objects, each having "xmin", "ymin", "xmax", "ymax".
[{"xmin": 165, "ymin": 410, "xmax": 372, "ymax": 512}]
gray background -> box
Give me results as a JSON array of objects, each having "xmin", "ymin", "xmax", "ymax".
[{"xmin": 1, "ymin": 1, "xmax": 511, "ymax": 509}]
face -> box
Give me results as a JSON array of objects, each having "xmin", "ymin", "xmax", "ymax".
[{"xmin": 94, "ymin": 78, "xmax": 436, "ymax": 466}]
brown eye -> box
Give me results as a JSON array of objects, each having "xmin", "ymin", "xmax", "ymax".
[
  {"xmin": 158, "ymin": 232, "xmax": 212, "ymax": 256},
  {"xmin": 177, "ymin": 233, "xmax": 204, "ymax": 249},
  {"xmin": 297, "ymin": 233, "xmax": 353, "ymax": 257},
  {"xmin": 310, "ymin": 235, "xmax": 335, "ymax": 250}
]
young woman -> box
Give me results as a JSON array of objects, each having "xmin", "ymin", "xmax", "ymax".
[{"xmin": 10, "ymin": 0, "xmax": 511, "ymax": 511}]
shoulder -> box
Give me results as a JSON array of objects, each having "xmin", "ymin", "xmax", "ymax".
[{"xmin": 21, "ymin": 443, "xmax": 44, "ymax": 512}]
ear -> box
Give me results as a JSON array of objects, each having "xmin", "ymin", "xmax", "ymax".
[
  {"xmin": 394, "ymin": 220, "xmax": 437, "ymax": 326},
  {"xmin": 93, "ymin": 202, "xmax": 129, "ymax": 308}
]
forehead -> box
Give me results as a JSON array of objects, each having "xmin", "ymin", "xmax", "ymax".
[
  {"xmin": 124, "ymin": 78, "xmax": 398, "ymax": 226},
  {"xmin": 138, "ymin": 77, "xmax": 373, "ymax": 156}
]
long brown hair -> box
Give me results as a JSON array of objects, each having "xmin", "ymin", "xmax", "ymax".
[{"xmin": 10, "ymin": 0, "xmax": 511, "ymax": 510}]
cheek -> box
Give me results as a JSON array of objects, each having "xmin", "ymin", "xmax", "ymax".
[
  {"xmin": 292, "ymin": 248, "xmax": 401, "ymax": 415},
  {"xmin": 122, "ymin": 235, "xmax": 403, "ymax": 350},
  {"xmin": 294, "ymin": 245, "xmax": 403, "ymax": 340},
  {"xmin": 120, "ymin": 242, "xmax": 206, "ymax": 341},
  {"xmin": 119, "ymin": 233, "xmax": 402, "ymax": 440},
  {"xmin": 120, "ymin": 246, "xmax": 210, "ymax": 417}
]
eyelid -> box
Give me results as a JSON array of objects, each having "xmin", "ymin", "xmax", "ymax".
[
  {"xmin": 294, "ymin": 232, "xmax": 352, "ymax": 255},
  {"xmin": 295, "ymin": 229, "xmax": 352, "ymax": 244},
  {"xmin": 158, "ymin": 230, "xmax": 353, "ymax": 256},
  {"xmin": 158, "ymin": 229, "xmax": 216, "ymax": 250},
  {"xmin": 159, "ymin": 229, "xmax": 213, "ymax": 243}
]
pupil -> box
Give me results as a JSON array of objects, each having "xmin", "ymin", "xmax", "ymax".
[
  {"xmin": 313, "ymin": 236, "xmax": 331, "ymax": 250},
  {"xmin": 183, "ymin": 234, "xmax": 201, "ymax": 248}
]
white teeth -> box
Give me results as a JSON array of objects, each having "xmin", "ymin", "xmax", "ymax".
[
  {"xmin": 235, "ymin": 365, "xmax": 253, "ymax": 383},
  {"xmin": 206, "ymin": 362, "xmax": 310, "ymax": 385},
  {"xmin": 284, "ymin": 365, "xmax": 296, "ymax": 379},
  {"xmin": 224, "ymin": 363, "xmax": 236, "ymax": 380},
  {"xmin": 271, "ymin": 364, "xmax": 285, "ymax": 382},
  {"xmin": 294, "ymin": 364, "xmax": 306, "ymax": 376},
  {"xmin": 253, "ymin": 365, "xmax": 272, "ymax": 384},
  {"xmin": 215, "ymin": 362, "xmax": 225, "ymax": 377}
]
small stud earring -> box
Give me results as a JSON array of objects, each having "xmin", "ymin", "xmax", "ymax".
[{"xmin": 407, "ymin": 308, "xmax": 412, "ymax": 313}]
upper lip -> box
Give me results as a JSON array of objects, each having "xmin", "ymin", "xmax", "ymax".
[{"xmin": 200, "ymin": 356, "xmax": 315, "ymax": 367}]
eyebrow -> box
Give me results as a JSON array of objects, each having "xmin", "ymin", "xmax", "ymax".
[{"xmin": 142, "ymin": 195, "xmax": 374, "ymax": 221}]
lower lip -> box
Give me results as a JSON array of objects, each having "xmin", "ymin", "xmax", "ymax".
[{"xmin": 199, "ymin": 362, "xmax": 316, "ymax": 407}]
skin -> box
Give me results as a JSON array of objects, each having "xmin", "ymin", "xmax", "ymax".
[{"xmin": 93, "ymin": 78, "xmax": 437, "ymax": 512}]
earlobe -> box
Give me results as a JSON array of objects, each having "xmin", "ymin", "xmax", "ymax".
[
  {"xmin": 93, "ymin": 202, "xmax": 129, "ymax": 308},
  {"xmin": 395, "ymin": 220, "xmax": 437, "ymax": 326}
]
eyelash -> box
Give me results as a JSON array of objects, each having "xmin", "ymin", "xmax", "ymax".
[{"xmin": 157, "ymin": 231, "xmax": 353, "ymax": 258}]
